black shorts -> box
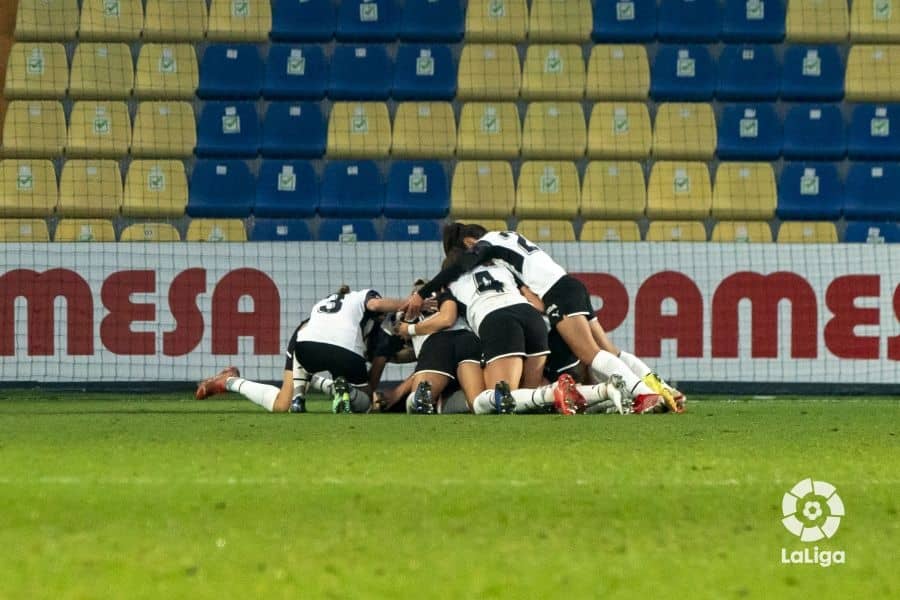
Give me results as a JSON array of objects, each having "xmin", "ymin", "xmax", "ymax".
[
  {"xmin": 284, "ymin": 324, "xmax": 303, "ymax": 371},
  {"xmin": 293, "ymin": 341, "xmax": 369, "ymax": 386},
  {"xmin": 542, "ymin": 275, "xmax": 597, "ymax": 328},
  {"xmin": 414, "ymin": 330, "xmax": 483, "ymax": 379},
  {"xmin": 478, "ymin": 303, "xmax": 550, "ymax": 364},
  {"xmin": 544, "ymin": 327, "xmax": 580, "ymax": 379}
]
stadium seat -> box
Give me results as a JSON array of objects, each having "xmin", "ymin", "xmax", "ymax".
[
  {"xmin": 4, "ymin": 43, "xmax": 69, "ymax": 99},
  {"xmin": 717, "ymin": 104, "xmax": 782, "ymax": 160},
  {"xmin": 195, "ymin": 102, "xmax": 260, "ymax": 158},
  {"xmin": 716, "ymin": 45, "xmax": 780, "ymax": 100},
  {"xmin": 391, "ymin": 102, "xmax": 457, "ymax": 158},
  {"xmin": 270, "ymin": 0, "xmax": 335, "ymax": 41},
  {"xmin": 254, "ymin": 160, "xmax": 319, "ymax": 218},
  {"xmin": 318, "ymin": 218, "xmax": 379, "ymax": 241},
  {"xmin": 54, "ymin": 219, "xmax": 116, "ymax": 242},
  {"xmin": 185, "ymin": 219, "xmax": 247, "ymax": 242},
  {"xmin": 383, "ymin": 219, "xmax": 442, "ymax": 241},
  {"xmin": 846, "ymin": 45, "xmax": 900, "ymax": 102},
  {"xmin": 66, "ymin": 101, "xmax": 131, "ymax": 159},
  {"xmin": 385, "ymin": 161, "xmax": 450, "ymax": 218},
  {"xmin": 786, "ymin": 0, "xmax": 849, "ymax": 42},
  {"xmin": 844, "ymin": 221, "xmax": 900, "ymax": 243},
  {"xmin": 144, "ymin": 0, "xmax": 208, "ymax": 41},
  {"xmin": 721, "ymin": 0, "xmax": 786, "ymax": 42},
  {"xmin": 521, "ymin": 45, "xmax": 585, "ymax": 100},
  {"xmin": 319, "ymin": 161, "xmax": 384, "ymax": 217},
  {"xmin": 848, "ymin": 104, "xmax": 900, "ymax": 159},
  {"xmin": 844, "ymin": 163, "xmax": 900, "ymax": 219},
  {"xmin": 400, "ymin": 0, "xmax": 465, "ymax": 42},
  {"xmin": 781, "ymin": 45, "xmax": 845, "ymax": 101},
  {"xmin": 782, "ymin": 104, "xmax": 846, "ymax": 160},
  {"xmin": 262, "ymin": 45, "xmax": 328, "ymax": 100},
  {"xmin": 466, "ymin": 0, "xmax": 529, "ymax": 42},
  {"xmin": 587, "ymin": 102, "xmax": 652, "ymax": 159},
  {"xmin": 777, "ymin": 221, "xmax": 838, "ymax": 242},
  {"xmin": 456, "ymin": 102, "xmax": 522, "ymax": 159},
  {"xmin": 261, "ymin": 102, "xmax": 326, "ymax": 158},
  {"xmin": 645, "ymin": 221, "xmax": 707, "ymax": 242},
  {"xmin": 657, "ymin": 0, "xmax": 722, "ymax": 41},
  {"xmin": 326, "ymin": 102, "xmax": 392, "ymax": 158},
  {"xmin": 451, "ymin": 161, "xmax": 516, "ymax": 218},
  {"xmin": 207, "ymin": 0, "xmax": 272, "ymax": 41},
  {"xmin": 652, "ymin": 103, "xmax": 717, "ymax": 160},
  {"xmin": 0, "ymin": 159, "xmax": 58, "ymax": 217},
  {"xmin": 528, "ymin": 0, "xmax": 592, "ymax": 42},
  {"xmin": 198, "ymin": 44, "xmax": 263, "ymax": 99},
  {"xmin": 521, "ymin": 102, "xmax": 587, "ymax": 159},
  {"xmin": 516, "ymin": 220, "xmax": 576, "ymax": 242},
  {"xmin": 79, "ymin": 0, "xmax": 143, "ymax": 41},
  {"xmin": 711, "ymin": 221, "xmax": 773, "ymax": 242},
  {"xmin": 591, "ymin": 0, "xmax": 656, "ymax": 42},
  {"xmin": 134, "ymin": 44, "xmax": 199, "ymax": 100},
  {"xmin": 122, "ymin": 160, "xmax": 188, "ymax": 218},
  {"xmin": 336, "ymin": 0, "xmax": 399, "ymax": 41},
  {"xmin": 580, "ymin": 220, "xmax": 641, "ymax": 241},
  {"xmin": 1, "ymin": 101, "xmax": 66, "ymax": 158},
  {"xmin": 711, "ymin": 162, "xmax": 777, "ymax": 219},
  {"xmin": 585, "ymin": 44, "xmax": 649, "ymax": 100},
  {"xmin": 187, "ymin": 160, "xmax": 255, "ymax": 218},
  {"xmin": 646, "ymin": 161, "xmax": 712, "ymax": 219},
  {"xmin": 581, "ymin": 161, "xmax": 645, "ymax": 218},
  {"xmin": 650, "ymin": 45, "xmax": 715, "ymax": 101},
  {"xmin": 58, "ymin": 160, "xmax": 122, "ymax": 217},
  {"xmin": 777, "ymin": 163, "xmax": 843, "ymax": 220},
  {"xmin": 329, "ymin": 45, "xmax": 393, "ymax": 100},
  {"xmin": 120, "ymin": 223, "xmax": 182, "ymax": 242},
  {"xmin": 470, "ymin": 218, "xmax": 512, "ymax": 231},
  {"xmin": 250, "ymin": 219, "xmax": 313, "ymax": 241},
  {"xmin": 457, "ymin": 44, "xmax": 521, "ymax": 101},
  {"xmin": 0, "ymin": 219, "xmax": 51, "ymax": 242},
  {"xmin": 850, "ymin": 0, "xmax": 900, "ymax": 42},
  {"xmin": 514, "ymin": 161, "xmax": 580, "ymax": 218},
  {"xmin": 392, "ymin": 45, "xmax": 457, "ymax": 100},
  {"xmin": 68, "ymin": 43, "xmax": 134, "ymax": 99},
  {"xmin": 131, "ymin": 101, "xmax": 197, "ymax": 158},
  {"xmin": 15, "ymin": 0, "xmax": 80, "ymax": 41}
]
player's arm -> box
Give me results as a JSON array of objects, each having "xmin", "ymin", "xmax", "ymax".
[
  {"xmin": 519, "ymin": 285, "xmax": 545, "ymax": 313},
  {"xmin": 396, "ymin": 298, "xmax": 459, "ymax": 339},
  {"xmin": 365, "ymin": 296, "xmax": 406, "ymax": 314},
  {"xmin": 406, "ymin": 243, "xmax": 496, "ymax": 316}
]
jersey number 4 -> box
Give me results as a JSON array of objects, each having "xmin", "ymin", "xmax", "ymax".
[
  {"xmin": 474, "ymin": 270, "xmax": 505, "ymax": 294},
  {"xmin": 318, "ymin": 294, "xmax": 344, "ymax": 314}
]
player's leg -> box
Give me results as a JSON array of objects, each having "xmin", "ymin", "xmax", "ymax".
[
  {"xmin": 472, "ymin": 355, "xmax": 521, "ymax": 414},
  {"xmin": 456, "ymin": 360, "xmax": 484, "ymax": 411},
  {"xmin": 405, "ymin": 371, "xmax": 450, "ymax": 414}
]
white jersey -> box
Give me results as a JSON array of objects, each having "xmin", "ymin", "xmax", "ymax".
[
  {"xmin": 477, "ymin": 231, "xmax": 567, "ymax": 297},
  {"xmin": 411, "ymin": 315, "xmax": 468, "ymax": 357},
  {"xmin": 296, "ymin": 289, "xmax": 380, "ymax": 358},
  {"xmin": 448, "ymin": 264, "xmax": 529, "ymax": 334}
]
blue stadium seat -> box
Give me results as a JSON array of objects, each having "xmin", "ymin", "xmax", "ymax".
[
  {"xmin": 717, "ymin": 45, "xmax": 779, "ymax": 100},
  {"xmin": 592, "ymin": 0, "xmax": 656, "ymax": 42},
  {"xmin": 255, "ymin": 160, "xmax": 319, "ymax": 218},
  {"xmin": 777, "ymin": 163, "xmax": 842, "ymax": 220},
  {"xmin": 650, "ymin": 45, "xmax": 715, "ymax": 100},
  {"xmin": 261, "ymin": 102, "xmax": 326, "ymax": 158},
  {"xmin": 319, "ymin": 161, "xmax": 384, "ymax": 217},
  {"xmin": 844, "ymin": 221, "xmax": 900, "ymax": 243},
  {"xmin": 717, "ymin": 104, "xmax": 782, "ymax": 160},
  {"xmin": 384, "ymin": 161, "xmax": 450, "ymax": 218},
  {"xmin": 195, "ymin": 102, "xmax": 260, "ymax": 158},
  {"xmin": 262, "ymin": 45, "xmax": 329, "ymax": 100},
  {"xmin": 188, "ymin": 160, "xmax": 255, "ymax": 218},
  {"xmin": 848, "ymin": 104, "xmax": 900, "ymax": 160},
  {"xmin": 198, "ymin": 45, "xmax": 263, "ymax": 99},
  {"xmin": 844, "ymin": 163, "xmax": 900, "ymax": 220},
  {"xmin": 782, "ymin": 104, "xmax": 846, "ymax": 160},
  {"xmin": 392, "ymin": 45, "xmax": 456, "ymax": 100},
  {"xmin": 721, "ymin": 0, "xmax": 785, "ymax": 42},
  {"xmin": 781, "ymin": 46, "xmax": 844, "ymax": 102},
  {"xmin": 251, "ymin": 219, "xmax": 314, "ymax": 241},
  {"xmin": 657, "ymin": 0, "xmax": 722, "ymax": 42},
  {"xmin": 328, "ymin": 45, "xmax": 393, "ymax": 100},
  {"xmin": 336, "ymin": 0, "xmax": 398, "ymax": 41},
  {"xmin": 383, "ymin": 219, "xmax": 442, "ymax": 241},
  {"xmin": 270, "ymin": 0, "xmax": 336, "ymax": 42},
  {"xmin": 319, "ymin": 218, "xmax": 380, "ymax": 241},
  {"xmin": 400, "ymin": 0, "xmax": 464, "ymax": 42}
]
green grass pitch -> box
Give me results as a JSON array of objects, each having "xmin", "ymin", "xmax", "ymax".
[{"xmin": 0, "ymin": 392, "xmax": 897, "ymax": 599}]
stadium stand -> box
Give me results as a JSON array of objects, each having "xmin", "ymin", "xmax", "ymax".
[
  {"xmin": 650, "ymin": 45, "xmax": 715, "ymax": 100},
  {"xmin": 785, "ymin": 0, "xmax": 849, "ymax": 42},
  {"xmin": 844, "ymin": 221, "xmax": 900, "ymax": 243},
  {"xmin": 384, "ymin": 161, "xmax": 450, "ymax": 218},
  {"xmin": 318, "ymin": 218, "xmax": 379, "ymax": 241},
  {"xmin": 580, "ymin": 160, "xmax": 646, "ymax": 218},
  {"xmin": 711, "ymin": 162, "xmax": 778, "ymax": 219},
  {"xmin": 716, "ymin": 104, "xmax": 782, "ymax": 160},
  {"xmin": 319, "ymin": 160, "xmax": 384, "ymax": 217},
  {"xmin": 845, "ymin": 45, "xmax": 900, "ymax": 102},
  {"xmin": 591, "ymin": 0, "xmax": 656, "ymax": 42},
  {"xmin": 134, "ymin": 44, "xmax": 199, "ymax": 100},
  {"xmin": 392, "ymin": 44, "xmax": 457, "ymax": 100},
  {"xmin": 260, "ymin": 102, "xmax": 326, "ymax": 158},
  {"xmin": 456, "ymin": 102, "xmax": 521, "ymax": 159},
  {"xmin": 721, "ymin": 0, "xmax": 786, "ymax": 42},
  {"xmin": 844, "ymin": 162, "xmax": 900, "ymax": 219},
  {"xmin": 711, "ymin": 221, "xmax": 774, "ymax": 242},
  {"xmin": 579, "ymin": 220, "xmax": 641, "ymax": 241},
  {"xmin": 58, "ymin": 160, "xmax": 122, "ymax": 217},
  {"xmin": 66, "ymin": 100, "xmax": 131, "ymax": 158},
  {"xmin": 143, "ymin": 0, "xmax": 209, "ymax": 42},
  {"xmin": 131, "ymin": 101, "xmax": 197, "ymax": 158},
  {"xmin": 516, "ymin": 219, "xmax": 576, "ymax": 242},
  {"xmin": 465, "ymin": 0, "xmax": 529, "ymax": 42},
  {"xmin": 78, "ymin": 0, "xmax": 144, "ymax": 42},
  {"xmin": 652, "ymin": 102, "xmax": 717, "ymax": 160},
  {"xmin": 207, "ymin": 0, "xmax": 272, "ymax": 42},
  {"xmin": 185, "ymin": 218, "xmax": 247, "ymax": 242},
  {"xmin": 195, "ymin": 102, "xmax": 260, "ymax": 158},
  {"xmin": 515, "ymin": 161, "xmax": 580, "ymax": 218},
  {"xmin": 54, "ymin": 218, "xmax": 117, "ymax": 241},
  {"xmin": 521, "ymin": 44, "xmax": 586, "ymax": 100},
  {"xmin": 187, "ymin": 160, "xmax": 255, "ymax": 218},
  {"xmin": 528, "ymin": 0, "xmax": 592, "ymax": 42},
  {"xmin": 848, "ymin": 104, "xmax": 900, "ymax": 159},
  {"xmin": 776, "ymin": 221, "xmax": 839, "ymax": 242},
  {"xmin": 716, "ymin": 45, "xmax": 780, "ymax": 100},
  {"xmin": 198, "ymin": 44, "xmax": 263, "ymax": 99},
  {"xmin": 270, "ymin": 0, "xmax": 335, "ymax": 42},
  {"xmin": 250, "ymin": 218, "xmax": 314, "ymax": 241},
  {"xmin": 326, "ymin": 101, "xmax": 392, "ymax": 158},
  {"xmin": 777, "ymin": 163, "xmax": 843, "ymax": 220},
  {"xmin": 450, "ymin": 161, "xmax": 516, "ymax": 218},
  {"xmin": 254, "ymin": 160, "xmax": 319, "ymax": 218},
  {"xmin": 645, "ymin": 220, "xmax": 707, "ymax": 241},
  {"xmin": 585, "ymin": 44, "xmax": 650, "ymax": 100},
  {"xmin": 646, "ymin": 161, "xmax": 712, "ymax": 219},
  {"xmin": 68, "ymin": 43, "xmax": 133, "ymax": 99},
  {"xmin": 122, "ymin": 160, "xmax": 187, "ymax": 218},
  {"xmin": 14, "ymin": 0, "xmax": 80, "ymax": 41},
  {"xmin": 587, "ymin": 102, "xmax": 652, "ymax": 159},
  {"xmin": 383, "ymin": 219, "xmax": 443, "ymax": 241},
  {"xmin": 119, "ymin": 223, "xmax": 182, "ymax": 242},
  {"xmin": 457, "ymin": 43, "xmax": 520, "ymax": 100},
  {"xmin": 0, "ymin": 218, "xmax": 50, "ymax": 241},
  {"xmin": 780, "ymin": 45, "xmax": 845, "ymax": 100},
  {"xmin": 4, "ymin": 42, "xmax": 68, "ymax": 99},
  {"xmin": 521, "ymin": 102, "xmax": 587, "ymax": 159},
  {"xmin": 0, "ymin": 159, "xmax": 57, "ymax": 216},
  {"xmin": 782, "ymin": 104, "xmax": 846, "ymax": 160},
  {"xmin": 657, "ymin": 0, "xmax": 722, "ymax": 42},
  {"xmin": 262, "ymin": 44, "xmax": 328, "ymax": 100},
  {"xmin": 400, "ymin": 0, "xmax": 464, "ymax": 41},
  {"xmin": 391, "ymin": 101, "xmax": 457, "ymax": 158},
  {"xmin": 2, "ymin": 100, "xmax": 66, "ymax": 157},
  {"xmin": 328, "ymin": 44, "xmax": 392, "ymax": 100},
  {"xmin": 850, "ymin": 0, "xmax": 900, "ymax": 42},
  {"xmin": 336, "ymin": 0, "xmax": 398, "ymax": 42}
]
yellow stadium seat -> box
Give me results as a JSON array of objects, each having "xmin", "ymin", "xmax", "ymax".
[
  {"xmin": 15, "ymin": 0, "xmax": 80, "ymax": 41},
  {"xmin": 326, "ymin": 102, "xmax": 392, "ymax": 158},
  {"xmin": 123, "ymin": 160, "xmax": 187, "ymax": 218},
  {"xmin": 846, "ymin": 45, "xmax": 900, "ymax": 102},
  {"xmin": 55, "ymin": 219, "xmax": 116, "ymax": 241},
  {"xmin": 516, "ymin": 219, "xmax": 576, "ymax": 242},
  {"xmin": 69, "ymin": 43, "xmax": 134, "ymax": 99},
  {"xmin": 580, "ymin": 220, "xmax": 641, "ymax": 241},
  {"xmin": 4, "ymin": 43, "xmax": 69, "ymax": 99},
  {"xmin": 711, "ymin": 221, "xmax": 773, "ymax": 242},
  {"xmin": 457, "ymin": 44, "xmax": 521, "ymax": 100},
  {"xmin": 134, "ymin": 44, "xmax": 199, "ymax": 100},
  {"xmin": 521, "ymin": 102, "xmax": 586, "ymax": 159},
  {"xmin": 186, "ymin": 219, "xmax": 247, "ymax": 242},
  {"xmin": 0, "ymin": 219, "xmax": 51, "ymax": 242},
  {"xmin": 587, "ymin": 102, "xmax": 652, "ymax": 159},
  {"xmin": 586, "ymin": 45, "xmax": 650, "ymax": 100},
  {"xmin": 391, "ymin": 102, "xmax": 456, "ymax": 159},
  {"xmin": 457, "ymin": 102, "xmax": 521, "ymax": 159},
  {"xmin": 120, "ymin": 223, "xmax": 182, "ymax": 242},
  {"xmin": 451, "ymin": 161, "xmax": 516, "ymax": 218},
  {"xmin": 1, "ymin": 101, "xmax": 67, "ymax": 158},
  {"xmin": 528, "ymin": 0, "xmax": 592, "ymax": 42},
  {"xmin": 207, "ymin": 0, "xmax": 272, "ymax": 42},
  {"xmin": 851, "ymin": 0, "xmax": 900, "ymax": 41},
  {"xmin": 786, "ymin": 0, "xmax": 849, "ymax": 42},
  {"xmin": 646, "ymin": 221, "xmax": 707, "ymax": 242},
  {"xmin": 580, "ymin": 161, "xmax": 645, "ymax": 218},
  {"xmin": 473, "ymin": 218, "xmax": 511, "ymax": 231},
  {"xmin": 647, "ymin": 161, "xmax": 712, "ymax": 219},
  {"xmin": 777, "ymin": 221, "xmax": 839, "ymax": 243},
  {"xmin": 130, "ymin": 102, "xmax": 197, "ymax": 159},
  {"xmin": 144, "ymin": 0, "xmax": 209, "ymax": 41},
  {"xmin": 58, "ymin": 160, "xmax": 122, "ymax": 218},
  {"xmin": 79, "ymin": 0, "xmax": 144, "ymax": 41},
  {"xmin": 66, "ymin": 101, "xmax": 131, "ymax": 158},
  {"xmin": 0, "ymin": 159, "xmax": 58, "ymax": 217},
  {"xmin": 515, "ymin": 161, "xmax": 580, "ymax": 218},
  {"xmin": 712, "ymin": 162, "xmax": 777, "ymax": 220},
  {"xmin": 521, "ymin": 45, "xmax": 585, "ymax": 100},
  {"xmin": 652, "ymin": 103, "xmax": 717, "ymax": 160},
  {"xmin": 466, "ymin": 0, "xmax": 529, "ymax": 42}
]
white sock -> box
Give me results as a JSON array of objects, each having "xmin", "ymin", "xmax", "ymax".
[
  {"xmin": 576, "ymin": 383, "xmax": 610, "ymax": 404},
  {"xmin": 473, "ymin": 389, "xmax": 496, "ymax": 415},
  {"xmin": 405, "ymin": 392, "xmax": 416, "ymax": 414},
  {"xmin": 226, "ymin": 377, "xmax": 278, "ymax": 412},
  {"xmin": 590, "ymin": 351, "xmax": 655, "ymax": 396},
  {"xmin": 618, "ymin": 351, "xmax": 653, "ymax": 379},
  {"xmin": 293, "ymin": 361, "xmax": 310, "ymax": 400},
  {"xmin": 311, "ymin": 373, "xmax": 332, "ymax": 394},
  {"xmin": 510, "ymin": 387, "xmax": 553, "ymax": 413}
]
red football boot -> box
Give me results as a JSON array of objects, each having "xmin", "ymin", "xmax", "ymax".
[
  {"xmin": 632, "ymin": 394, "xmax": 667, "ymax": 414},
  {"xmin": 195, "ymin": 366, "xmax": 240, "ymax": 400},
  {"xmin": 553, "ymin": 374, "xmax": 587, "ymax": 415}
]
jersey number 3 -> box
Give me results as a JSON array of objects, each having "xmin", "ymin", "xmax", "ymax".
[{"xmin": 474, "ymin": 271, "xmax": 505, "ymax": 294}]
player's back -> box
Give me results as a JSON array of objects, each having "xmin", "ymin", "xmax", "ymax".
[
  {"xmin": 449, "ymin": 264, "xmax": 528, "ymax": 333},
  {"xmin": 478, "ymin": 230, "xmax": 567, "ymax": 297},
  {"xmin": 297, "ymin": 289, "xmax": 377, "ymax": 357}
]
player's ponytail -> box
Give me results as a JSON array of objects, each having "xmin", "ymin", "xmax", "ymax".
[
  {"xmin": 442, "ymin": 248, "xmax": 464, "ymax": 269},
  {"xmin": 442, "ymin": 223, "xmax": 465, "ymax": 255},
  {"xmin": 461, "ymin": 223, "xmax": 487, "ymax": 240},
  {"xmin": 336, "ymin": 284, "xmax": 350, "ymax": 296}
]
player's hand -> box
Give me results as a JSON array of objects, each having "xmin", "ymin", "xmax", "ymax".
[
  {"xmin": 403, "ymin": 292, "xmax": 424, "ymax": 318},
  {"xmin": 395, "ymin": 322, "xmax": 412, "ymax": 339},
  {"xmin": 421, "ymin": 296, "xmax": 439, "ymax": 313}
]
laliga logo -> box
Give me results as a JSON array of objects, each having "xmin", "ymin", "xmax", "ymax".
[{"xmin": 780, "ymin": 478, "xmax": 846, "ymax": 567}]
